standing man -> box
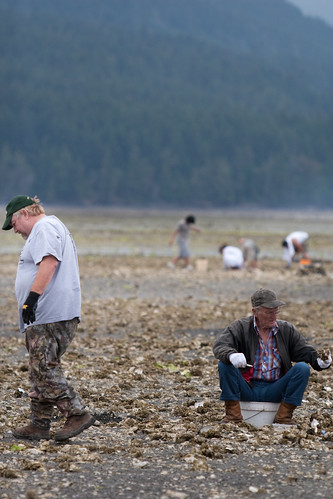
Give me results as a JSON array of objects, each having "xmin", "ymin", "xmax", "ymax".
[
  {"xmin": 168, "ymin": 214, "xmax": 201, "ymax": 269},
  {"xmin": 213, "ymin": 288, "xmax": 331, "ymax": 425},
  {"xmin": 2, "ymin": 195, "xmax": 95, "ymax": 441}
]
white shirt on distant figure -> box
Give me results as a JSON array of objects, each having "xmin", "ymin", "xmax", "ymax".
[
  {"xmin": 222, "ymin": 246, "xmax": 244, "ymax": 269},
  {"xmin": 282, "ymin": 231, "xmax": 309, "ymax": 267}
]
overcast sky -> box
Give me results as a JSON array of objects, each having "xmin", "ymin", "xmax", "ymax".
[{"xmin": 287, "ymin": 0, "xmax": 333, "ymax": 27}]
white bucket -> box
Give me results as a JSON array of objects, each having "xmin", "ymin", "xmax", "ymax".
[
  {"xmin": 240, "ymin": 401, "xmax": 280, "ymax": 427},
  {"xmin": 195, "ymin": 258, "xmax": 208, "ymax": 272}
]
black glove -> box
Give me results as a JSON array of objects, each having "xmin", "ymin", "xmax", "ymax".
[{"xmin": 22, "ymin": 291, "xmax": 40, "ymax": 325}]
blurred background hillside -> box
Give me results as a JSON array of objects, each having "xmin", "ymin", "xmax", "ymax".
[{"xmin": 1, "ymin": 0, "xmax": 333, "ymax": 208}]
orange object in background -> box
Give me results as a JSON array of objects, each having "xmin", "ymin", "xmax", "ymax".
[{"xmin": 300, "ymin": 258, "xmax": 312, "ymax": 265}]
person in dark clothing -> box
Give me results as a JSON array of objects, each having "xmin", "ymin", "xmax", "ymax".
[{"xmin": 213, "ymin": 288, "xmax": 331, "ymax": 425}]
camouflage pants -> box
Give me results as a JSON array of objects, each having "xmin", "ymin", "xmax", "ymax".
[{"xmin": 25, "ymin": 318, "xmax": 86, "ymax": 429}]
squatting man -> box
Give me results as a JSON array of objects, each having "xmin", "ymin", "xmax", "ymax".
[
  {"xmin": 2, "ymin": 195, "xmax": 95, "ymax": 441},
  {"xmin": 213, "ymin": 288, "xmax": 331, "ymax": 424}
]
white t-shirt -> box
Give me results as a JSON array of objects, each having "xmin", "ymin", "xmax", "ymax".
[
  {"xmin": 283, "ymin": 231, "xmax": 309, "ymax": 265},
  {"xmin": 15, "ymin": 215, "xmax": 81, "ymax": 332},
  {"xmin": 222, "ymin": 246, "xmax": 244, "ymax": 269}
]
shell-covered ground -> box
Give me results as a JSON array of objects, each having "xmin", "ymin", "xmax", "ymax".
[{"xmin": 1, "ymin": 252, "xmax": 333, "ymax": 499}]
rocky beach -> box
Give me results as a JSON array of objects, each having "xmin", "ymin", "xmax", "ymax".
[{"xmin": 0, "ymin": 209, "xmax": 333, "ymax": 498}]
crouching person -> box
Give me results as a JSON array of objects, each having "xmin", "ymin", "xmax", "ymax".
[{"xmin": 213, "ymin": 288, "xmax": 331, "ymax": 425}]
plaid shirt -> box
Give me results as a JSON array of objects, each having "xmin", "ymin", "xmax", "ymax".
[{"xmin": 253, "ymin": 316, "xmax": 282, "ymax": 381}]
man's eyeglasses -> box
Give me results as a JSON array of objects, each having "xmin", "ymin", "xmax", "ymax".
[{"xmin": 259, "ymin": 307, "xmax": 280, "ymax": 316}]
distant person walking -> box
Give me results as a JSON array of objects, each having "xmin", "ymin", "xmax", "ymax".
[
  {"xmin": 219, "ymin": 244, "xmax": 244, "ymax": 270},
  {"xmin": 239, "ymin": 238, "xmax": 259, "ymax": 269},
  {"xmin": 2, "ymin": 195, "xmax": 95, "ymax": 441},
  {"xmin": 168, "ymin": 215, "xmax": 201, "ymax": 269},
  {"xmin": 282, "ymin": 231, "xmax": 309, "ymax": 268}
]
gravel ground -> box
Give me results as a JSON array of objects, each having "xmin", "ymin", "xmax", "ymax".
[{"xmin": 0, "ymin": 254, "xmax": 333, "ymax": 499}]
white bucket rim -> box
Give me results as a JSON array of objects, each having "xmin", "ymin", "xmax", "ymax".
[{"xmin": 240, "ymin": 401, "xmax": 280, "ymax": 411}]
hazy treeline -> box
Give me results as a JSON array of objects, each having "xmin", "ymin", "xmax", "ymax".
[{"xmin": 1, "ymin": 0, "xmax": 333, "ymax": 207}]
